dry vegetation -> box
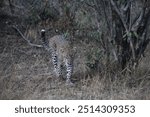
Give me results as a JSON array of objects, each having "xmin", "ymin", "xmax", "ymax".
[
  {"xmin": 0, "ymin": 0, "xmax": 150, "ymax": 100},
  {"xmin": 0, "ymin": 23, "xmax": 150, "ymax": 100}
]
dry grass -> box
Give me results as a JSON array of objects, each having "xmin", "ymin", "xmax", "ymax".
[
  {"xmin": 0, "ymin": 13, "xmax": 150, "ymax": 100},
  {"xmin": 0, "ymin": 29, "xmax": 150, "ymax": 100}
]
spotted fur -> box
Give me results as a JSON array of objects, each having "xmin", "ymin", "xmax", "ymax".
[{"xmin": 41, "ymin": 29, "xmax": 75, "ymax": 85}]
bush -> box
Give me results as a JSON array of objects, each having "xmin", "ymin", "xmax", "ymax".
[{"xmin": 86, "ymin": 46, "xmax": 104, "ymax": 71}]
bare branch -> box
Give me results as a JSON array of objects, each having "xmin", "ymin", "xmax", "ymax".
[
  {"xmin": 110, "ymin": 0, "xmax": 128, "ymax": 33},
  {"xmin": 131, "ymin": 6, "xmax": 146, "ymax": 32},
  {"xmin": 129, "ymin": 37, "xmax": 136, "ymax": 61},
  {"xmin": 12, "ymin": 25, "xmax": 43, "ymax": 48},
  {"xmin": 129, "ymin": 2, "xmax": 133, "ymax": 31},
  {"xmin": 84, "ymin": 1, "xmax": 96, "ymax": 9},
  {"xmin": 8, "ymin": 0, "xmax": 15, "ymax": 14},
  {"xmin": 101, "ymin": 0, "xmax": 111, "ymax": 31},
  {"xmin": 121, "ymin": 0, "xmax": 130, "ymax": 12}
]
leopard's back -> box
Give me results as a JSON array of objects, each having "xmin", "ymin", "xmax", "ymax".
[{"xmin": 48, "ymin": 35, "xmax": 74, "ymax": 62}]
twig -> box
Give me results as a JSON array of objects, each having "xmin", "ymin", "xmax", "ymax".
[
  {"xmin": 12, "ymin": 25, "xmax": 43, "ymax": 48},
  {"xmin": 84, "ymin": 1, "xmax": 96, "ymax": 9}
]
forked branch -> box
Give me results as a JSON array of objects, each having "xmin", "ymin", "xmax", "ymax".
[{"xmin": 12, "ymin": 25, "xmax": 43, "ymax": 48}]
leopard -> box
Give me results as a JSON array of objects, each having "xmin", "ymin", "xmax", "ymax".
[{"xmin": 41, "ymin": 29, "xmax": 75, "ymax": 85}]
